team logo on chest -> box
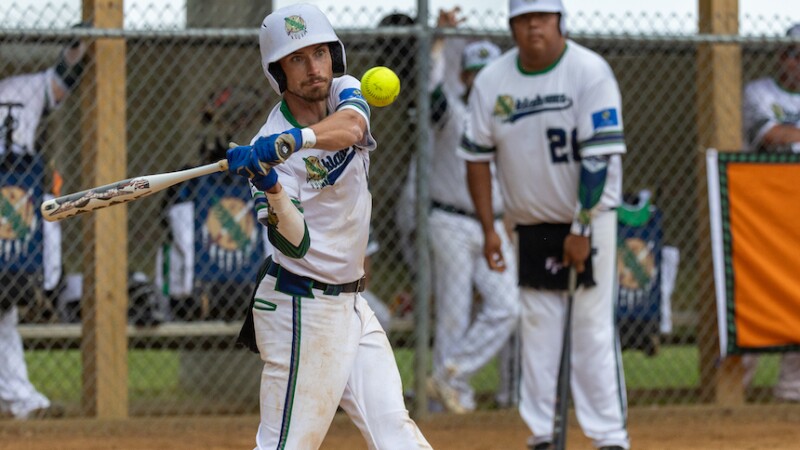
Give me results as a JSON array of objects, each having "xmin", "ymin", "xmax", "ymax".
[
  {"xmin": 302, "ymin": 148, "xmax": 356, "ymax": 189},
  {"xmin": 493, "ymin": 93, "xmax": 573, "ymax": 123},
  {"xmin": 773, "ymin": 103, "xmax": 800, "ymax": 124}
]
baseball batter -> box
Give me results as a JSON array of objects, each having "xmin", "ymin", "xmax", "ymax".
[
  {"xmin": 0, "ymin": 32, "xmax": 87, "ymax": 419},
  {"xmin": 226, "ymin": 4, "xmax": 430, "ymax": 449},
  {"xmin": 459, "ymin": 1, "xmax": 629, "ymax": 449},
  {"xmin": 425, "ymin": 9, "xmax": 520, "ymax": 415},
  {"xmin": 740, "ymin": 23, "xmax": 800, "ymax": 402}
]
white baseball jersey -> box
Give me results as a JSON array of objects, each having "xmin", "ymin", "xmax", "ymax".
[
  {"xmin": 250, "ymin": 75, "xmax": 376, "ymax": 284},
  {"xmin": 429, "ymin": 39, "xmax": 504, "ymax": 215},
  {"xmin": 743, "ymin": 77, "xmax": 800, "ymax": 152},
  {"xmin": 0, "ymin": 69, "xmax": 59, "ymax": 155},
  {"xmin": 459, "ymin": 41, "xmax": 625, "ymax": 226}
]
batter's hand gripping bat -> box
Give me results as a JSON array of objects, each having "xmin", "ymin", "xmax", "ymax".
[
  {"xmin": 553, "ymin": 267, "xmax": 577, "ymax": 450},
  {"xmin": 40, "ymin": 139, "xmax": 295, "ymax": 222}
]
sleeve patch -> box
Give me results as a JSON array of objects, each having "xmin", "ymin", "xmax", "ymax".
[
  {"xmin": 591, "ymin": 108, "xmax": 619, "ymax": 130},
  {"xmin": 339, "ymin": 87, "xmax": 365, "ymax": 102}
]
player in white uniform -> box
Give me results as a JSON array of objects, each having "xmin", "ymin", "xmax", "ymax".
[
  {"xmin": 0, "ymin": 32, "xmax": 87, "ymax": 419},
  {"xmin": 226, "ymin": 5, "xmax": 430, "ymax": 449},
  {"xmin": 425, "ymin": 9, "xmax": 521, "ymax": 414},
  {"xmin": 740, "ymin": 23, "xmax": 800, "ymax": 402},
  {"xmin": 459, "ymin": 1, "xmax": 629, "ymax": 449}
]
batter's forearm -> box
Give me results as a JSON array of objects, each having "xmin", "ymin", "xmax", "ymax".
[
  {"xmin": 308, "ymin": 109, "xmax": 367, "ymax": 151},
  {"xmin": 260, "ymin": 185, "xmax": 310, "ymax": 258},
  {"xmin": 466, "ymin": 161, "xmax": 496, "ymax": 233}
]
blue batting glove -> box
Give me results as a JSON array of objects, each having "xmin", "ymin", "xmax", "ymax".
[
  {"xmin": 253, "ymin": 129, "xmax": 301, "ymax": 167},
  {"xmin": 252, "ymin": 168, "xmax": 278, "ymax": 191},
  {"xmin": 226, "ymin": 145, "xmax": 263, "ymax": 178}
]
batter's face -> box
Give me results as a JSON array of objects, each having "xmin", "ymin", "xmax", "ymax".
[
  {"xmin": 279, "ymin": 43, "xmax": 333, "ymax": 103},
  {"xmin": 511, "ymin": 12, "xmax": 564, "ymax": 62}
]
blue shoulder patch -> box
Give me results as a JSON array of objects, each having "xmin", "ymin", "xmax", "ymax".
[
  {"xmin": 591, "ymin": 108, "xmax": 619, "ymax": 130},
  {"xmin": 339, "ymin": 87, "xmax": 365, "ymax": 102}
]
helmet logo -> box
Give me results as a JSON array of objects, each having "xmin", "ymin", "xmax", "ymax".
[{"xmin": 284, "ymin": 15, "xmax": 308, "ymax": 40}]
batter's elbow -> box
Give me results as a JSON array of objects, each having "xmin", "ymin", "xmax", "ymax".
[{"xmin": 347, "ymin": 123, "xmax": 365, "ymax": 144}]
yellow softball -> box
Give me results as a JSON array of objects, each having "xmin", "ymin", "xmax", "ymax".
[{"xmin": 360, "ymin": 66, "xmax": 401, "ymax": 107}]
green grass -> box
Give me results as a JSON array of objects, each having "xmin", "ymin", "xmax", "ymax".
[
  {"xmin": 26, "ymin": 349, "xmax": 179, "ymax": 402},
  {"xmin": 25, "ymin": 345, "xmax": 781, "ymax": 402}
]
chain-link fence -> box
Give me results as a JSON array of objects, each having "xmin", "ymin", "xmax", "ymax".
[{"xmin": 0, "ymin": 0, "xmax": 798, "ymax": 430}]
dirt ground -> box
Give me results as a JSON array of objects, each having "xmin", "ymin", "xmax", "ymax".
[{"xmin": 1, "ymin": 404, "xmax": 799, "ymax": 449}]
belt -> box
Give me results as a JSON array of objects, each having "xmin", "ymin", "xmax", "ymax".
[
  {"xmin": 431, "ymin": 200, "xmax": 502, "ymax": 220},
  {"xmin": 265, "ymin": 257, "xmax": 366, "ymax": 297}
]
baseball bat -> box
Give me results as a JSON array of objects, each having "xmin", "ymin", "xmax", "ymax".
[
  {"xmin": 553, "ymin": 267, "xmax": 577, "ymax": 450},
  {"xmin": 40, "ymin": 138, "xmax": 298, "ymax": 222},
  {"xmin": 40, "ymin": 160, "xmax": 229, "ymax": 222}
]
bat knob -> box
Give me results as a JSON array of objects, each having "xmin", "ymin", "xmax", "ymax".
[{"xmin": 277, "ymin": 143, "xmax": 293, "ymax": 162}]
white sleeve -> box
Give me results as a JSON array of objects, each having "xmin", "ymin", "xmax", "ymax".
[
  {"xmin": 42, "ymin": 194, "xmax": 62, "ymax": 291},
  {"xmin": 576, "ymin": 65, "xmax": 626, "ymax": 157},
  {"xmin": 168, "ymin": 202, "xmax": 194, "ymax": 297},
  {"xmin": 430, "ymin": 38, "xmax": 468, "ymax": 97},
  {"xmin": 331, "ymin": 76, "xmax": 376, "ymax": 151},
  {"xmin": 742, "ymin": 81, "xmax": 777, "ymax": 151},
  {"xmin": 458, "ymin": 80, "xmax": 496, "ymax": 163}
]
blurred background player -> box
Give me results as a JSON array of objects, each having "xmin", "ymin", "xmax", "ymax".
[
  {"xmin": 740, "ymin": 22, "xmax": 800, "ymax": 402},
  {"xmin": 425, "ymin": 8, "xmax": 520, "ymax": 414},
  {"xmin": 0, "ymin": 26, "xmax": 88, "ymax": 419},
  {"xmin": 460, "ymin": 0, "xmax": 630, "ymax": 448},
  {"xmin": 362, "ymin": 225, "xmax": 392, "ymax": 330},
  {"xmin": 155, "ymin": 85, "xmax": 266, "ymax": 322}
]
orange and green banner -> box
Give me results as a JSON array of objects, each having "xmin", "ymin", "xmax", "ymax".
[{"xmin": 707, "ymin": 150, "xmax": 800, "ymax": 357}]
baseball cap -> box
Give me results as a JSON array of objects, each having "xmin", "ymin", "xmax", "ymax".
[
  {"xmin": 784, "ymin": 23, "xmax": 800, "ymax": 57},
  {"xmin": 509, "ymin": 0, "xmax": 565, "ymax": 20},
  {"xmin": 462, "ymin": 41, "xmax": 502, "ymax": 71}
]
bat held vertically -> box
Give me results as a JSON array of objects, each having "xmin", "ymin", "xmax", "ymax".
[
  {"xmin": 39, "ymin": 160, "xmax": 229, "ymax": 222},
  {"xmin": 553, "ymin": 267, "xmax": 577, "ymax": 450}
]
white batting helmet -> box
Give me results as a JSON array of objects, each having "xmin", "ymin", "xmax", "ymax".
[
  {"xmin": 509, "ymin": 0, "xmax": 567, "ymax": 35},
  {"xmin": 259, "ymin": 3, "xmax": 346, "ymax": 94}
]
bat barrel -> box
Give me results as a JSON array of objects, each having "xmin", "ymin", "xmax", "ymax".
[{"xmin": 40, "ymin": 176, "xmax": 154, "ymax": 222}]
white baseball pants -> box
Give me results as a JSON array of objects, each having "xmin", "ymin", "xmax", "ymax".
[
  {"xmin": 252, "ymin": 275, "xmax": 430, "ymax": 450},
  {"xmin": 430, "ymin": 209, "xmax": 520, "ymax": 409},
  {"xmin": 0, "ymin": 307, "xmax": 50, "ymax": 418},
  {"xmin": 518, "ymin": 211, "xmax": 629, "ymax": 449}
]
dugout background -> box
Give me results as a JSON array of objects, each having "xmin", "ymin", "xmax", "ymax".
[{"xmin": 0, "ymin": 0, "xmax": 797, "ymax": 423}]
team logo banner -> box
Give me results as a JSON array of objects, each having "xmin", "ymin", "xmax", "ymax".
[
  {"xmin": 0, "ymin": 154, "xmax": 44, "ymax": 274},
  {"xmin": 617, "ymin": 208, "xmax": 662, "ymax": 322},
  {"xmin": 194, "ymin": 175, "xmax": 263, "ymax": 284},
  {"xmin": 707, "ymin": 150, "xmax": 800, "ymax": 357}
]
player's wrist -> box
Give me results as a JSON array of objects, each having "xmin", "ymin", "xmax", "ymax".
[
  {"xmin": 571, "ymin": 208, "xmax": 592, "ymax": 236},
  {"xmin": 300, "ymin": 127, "xmax": 317, "ymax": 149},
  {"xmin": 252, "ymin": 169, "xmax": 278, "ymax": 191}
]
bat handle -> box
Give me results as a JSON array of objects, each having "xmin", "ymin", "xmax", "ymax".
[{"xmin": 217, "ymin": 159, "xmax": 229, "ymax": 171}]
